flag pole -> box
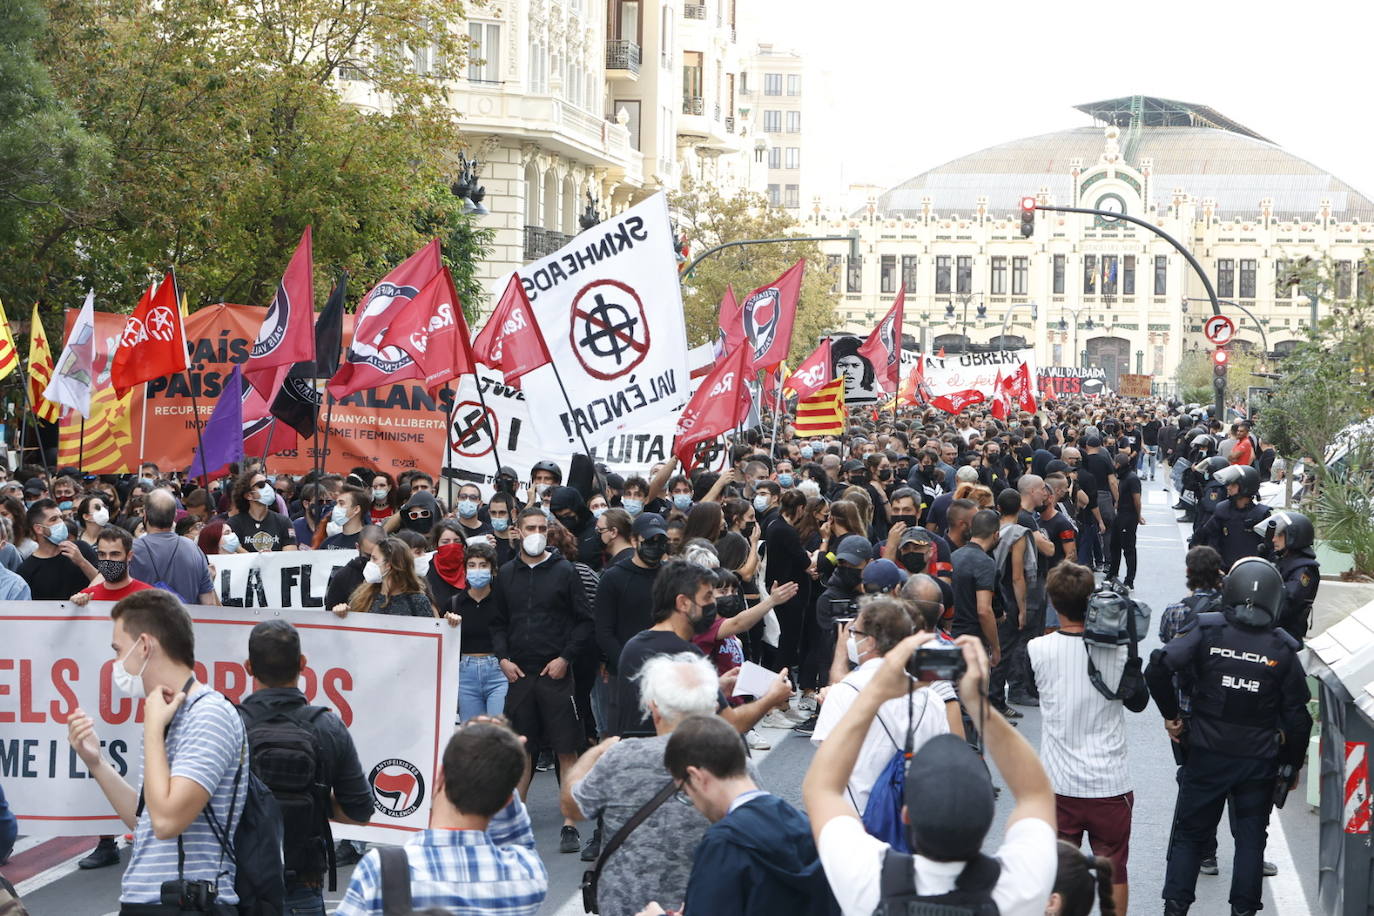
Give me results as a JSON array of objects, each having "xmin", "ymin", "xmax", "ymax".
[
  {"xmin": 466, "ymin": 376, "xmax": 505, "ymax": 479},
  {"xmin": 259, "ymin": 417, "xmax": 278, "ymax": 467},
  {"xmin": 318, "ymin": 393, "xmax": 335, "ymax": 475},
  {"xmin": 548, "ymin": 363, "xmax": 596, "ymax": 458},
  {"xmin": 78, "ymin": 414, "xmax": 85, "ymax": 471},
  {"xmin": 768, "ymin": 365, "xmax": 783, "ymax": 451}
]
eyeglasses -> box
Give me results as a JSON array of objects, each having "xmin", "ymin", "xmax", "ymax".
[{"xmin": 405, "ymin": 508, "xmax": 433, "ymax": 520}]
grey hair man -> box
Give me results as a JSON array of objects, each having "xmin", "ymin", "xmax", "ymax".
[
  {"xmin": 128, "ymin": 489, "xmax": 218, "ymax": 606},
  {"xmin": 562, "ymin": 653, "xmax": 752, "ymax": 916}
]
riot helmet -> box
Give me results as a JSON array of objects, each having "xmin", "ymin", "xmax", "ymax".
[
  {"xmin": 1253, "ymin": 510, "xmax": 1316, "ymax": 554},
  {"xmin": 530, "ymin": 459, "xmax": 563, "ymax": 484},
  {"xmin": 1214, "ymin": 464, "xmax": 1260, "ymax": 498},
  {"xmin": 1221, "ymin": 556, "xmax": 1285, "ymax": 628},
  {"xmin": 1194, "ymin": 455, "xmax": 1229, "ymax": 479}
]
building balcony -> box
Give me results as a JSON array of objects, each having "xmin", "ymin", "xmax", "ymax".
[
  {"xmin": 683, "ymin": 96, "xmax": 704, "ymax": 115},
  {"xmin": 524, "ymin": 226, "xmax": 575, "ymax": 262},
  {"xmin": 606, "ymin": 40, "xmax": 641, "ymax": 77},
  {"xmin": 684, "ymin": 3, "xmax": 707, "ymax": 18}
]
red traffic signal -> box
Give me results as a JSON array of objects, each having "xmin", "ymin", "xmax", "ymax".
[
  {"xmin": 1213, "ymin": 348, "xmax": 1229, "ymax": 366},
  {"xmin": 1019, "ymin": 196, "xmax": 1036, "ymax": 238}
]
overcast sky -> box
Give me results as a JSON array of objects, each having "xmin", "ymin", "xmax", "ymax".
[{"xmin": 740, "ymin": 0, "xmax": 1374, "ymax": 209}]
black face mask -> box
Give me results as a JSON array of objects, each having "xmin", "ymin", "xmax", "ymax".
[
  {"xmin": 715, "ymin": 593, "xmax": 745, "ymax": 617},
  {"xmin": 848, "ymin": 475, "xmax": 867, "ymax": 487},
  {"xmin": 638, "ymin": 539, "xmax": 667, "ymax": 565},
  {"xmin": 899, "ymin": 552, "xmax": 926, "ymax": 574},
  {"xmin": 878, "ymin": 468, "xmax": 892, "ymax": 481},
  {"xmin": 890, "ymin": 514, "xmax": 919, "ymax": 529},
  {"xmin": 742, "ymin": 522, "xmax": 757, "ymax": 539},
  {"xmin": 691, "ymin": 601, "xmax": 718, "ymax": 635},
  {"xmin": 834, "ymin": 566, "xmax": 863, "ymax": 593}
]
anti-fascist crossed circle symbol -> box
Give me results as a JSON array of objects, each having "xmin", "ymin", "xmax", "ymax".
[
  {"xmin": 449, "ymin": 401, "xmax": 498, "ymax": 458},
  {"xmin": 569, "ymin": 279, "xmax": 650, "ymax": 380}
]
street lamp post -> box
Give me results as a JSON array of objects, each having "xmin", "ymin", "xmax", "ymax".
[
  {"xmin": 997, "ymin": 301, "xmax": 1038, "ymax": 344},
  {"xmin": 943, "ymin": 294, "xmax": 986, "ymax": 351},
  {"xmin": 450, "ymin": 152, "xmax": 488, "ymax": 215},
  {"xmin": 1057, "ymin": 306, "xmax": 1095, "ymax": 368},
  {"xmin": 1136, "ymin": 349, "xmax": 1144, "ymax": 374},
  {"xmin": 680, "ymin": 230, "xmax": 861, "ymax": 278}
]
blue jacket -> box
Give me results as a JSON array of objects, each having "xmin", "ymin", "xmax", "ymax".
[{"xmin": 683, "ymin": 793, "xmax": 839, "ymax": 916}]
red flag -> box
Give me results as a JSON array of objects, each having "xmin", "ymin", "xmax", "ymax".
[
  {"xmin": 929, "ymin": 388, "xmax": 984, "ymax": 415},
  {"xmin": 741, "ymin": 260, "xmax": 805, "ymax": 371},
  {"xmin": 673, "ymin": 344, "xmax": 752, "ymax": 471},
  {"xmin": 990, "ymin": 370, "xmax": 1015, "ymax": 421},
  {"xmin": 763, "ymin": 361, "xmax": 789, "ymax": 403},
  {"xmin": 379, "ymin": 266, "xmax": 475, "ymax": 394},
  {"xmin": 110, "ymin": 272, "xmax": 189, "ymax": 397},
  {"xmin": 241, "ymin": 366, "xmax": 298, "ymax": 459},
  {"xmin": 715, "ymin": 286, "xmax": 743, "ymax": 357},
  {"xmin": 1011, "ymin": 361, "xmax": 1038, "ymax": 413},
  {"xmin": 897, "ymin": 354, "xmax": 928, "ymax": 407},
  {"xmin": 246, "ymin": 227, "xmax": 315, "ymax": 400},
  {"xmin": 784, "ymin": 338, "xmax": 832, "ymax": 401},
  {"xmin": 471, "ymin": 274, "xmax": 553, "ymax": 387},
  {"xmin": 328, "ymin": 239, "xmax": 442, "ymax": 399},
  {"xmin": 937, "ymin": 346, "xmax": 946, "ymax": 358},
  {"xmin": 856, "ymin": 286, "xmax": 905, "ymax": 393}
]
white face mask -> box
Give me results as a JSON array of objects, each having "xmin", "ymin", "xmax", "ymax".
[
  {"xmin": 846, "ymin": 633, "xmax": 867, "ymax": 666},
  {"xmin": 330, "ymin": 504, "xmax": 350, "ymax": 528},
  {"xmin": 112, "ymin": 638, "xmax": 150, "ymax": 698},
  {"xmin": 414, "ymin": 554, "xmax": 431, "ymax": 577},
  {"xmin": 91, "ymin": 507, "xmax": 111, "ymax": 527},
  {"xmin": 522, "ymin": 532, "xmax": 547, "ymax": 557},
  {"xmin": 220, "ymin": 531, "xmax": 240, "ymax": 553},
  {"xmin": 325, "ymin": 520, "xmax": 344, "ymax": 537},
  {"xmin": 752, "ymin": 494, "xmax": 770, "ymax": 514},
  {"xmin": 363, "ymin": 561, "xmax": 384, "ymax": 584},
  {"xmin": 257, "ymin": 485, "xmax": 276, "ymax": 507}
]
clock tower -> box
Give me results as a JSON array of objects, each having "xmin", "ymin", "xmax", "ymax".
[{"xmin": 1076, "ymin": 125, "xmax": 1145, "ymax": 228}]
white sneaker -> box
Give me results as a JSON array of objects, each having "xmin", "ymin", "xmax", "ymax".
[
  {"xmin": 746, "ymin": 729, "xmax": 771, "ymax": 750},
  {"xmin": 759, "ymin": 711, "xmax": 793, "ymax": 729},
  {"xmin": 797, "ymin": 695, "xmax": 818, "ymax": 713},
  {"xmin": 782, "ymin": 704, "xmax": 809, "ymax": 722}
]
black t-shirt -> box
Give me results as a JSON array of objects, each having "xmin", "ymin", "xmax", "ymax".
[
  {"xmin": 1143, "ymin": 420, "xmax": 1162, "ymax": 446},
  {"xmin": 1116, "ymin": 472, "xmax": 1142, "ymax": 520},
  {"xmin": 452, "ymin": 589, "xmax": 497, "ymax": 654},
  {"xmin": 951, "ymin": 543, "xmax": 1000, "ymax": 639},
  {"xmin": 1119, "ymin": 431, "xmax": 1142, "ymax": 457},
  {"xmin": 1040, "ymin": 509, "xmax": 1077, "ymax": 568},
  {"xmin": 1084, "ymin": 452, "xmax": 1115, "ymax": 495},
  {"xmin": 613, "ymin": 628, "xmax": 726, "ymax": 736},
  {"xmin": 228, "ymin": 511, "xmax": 297, "ymax": 552},
  {"xmin": 19, "ymin": 541, "xmax": 98, "ymax": 600},
  {"xmin": 322, "ymin": 530, "xmax": 360, "ymax": 550}
]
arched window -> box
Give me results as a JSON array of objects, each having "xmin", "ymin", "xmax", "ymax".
[
  {"xmin": 543, "ymin": 170, "xmax": 559, "ymax": 232},
  {"xmin": 562, "ymin": 175, "xmax": 577, "ymax": 235},
  {"xmin": 524, "ymin": 163, "xmax": 540, "ymax": 226},
  {"xmin": 933, "ymin": 333, "xmax": 969, "ymax": 354}
]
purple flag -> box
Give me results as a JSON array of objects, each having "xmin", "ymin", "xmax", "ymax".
[{"xmin": 187, "ymin": 364, "xmax": 246, "ymax": 480}]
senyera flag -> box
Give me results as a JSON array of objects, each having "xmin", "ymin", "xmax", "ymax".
[
  {"xmin": 471, "ymin": 274, "xmax": 552, "ymax": 387},
  {"xmin": 715, "ymin": 285, "xmax": 743, "ymax": 358},
  {"xmin": 673, "ymin": 344, "xmax": 751, "ymax": 471},
  {"xmin": 110, "ymin": 272, "xmax": 188, "ymax": 398},
  {"xmin": 328, "ymin": 239, "xmax": 442, "ymax": 399},
  {"xmin": 856, "ymin": 285, "xmax": 904, "ymax": 393},
  {"xmin": 741, "ymin": 260, "xmax": 804, "ymax": 371},
  {"xmin": 379, "ymin": 266, "xmax": 475, "ymax": 395},
  {"xmin": 794, "ymin": 376, "xmax": 846, "ymax": 437},
  {"xmin": 246, "ymin": 226, "xmax": 315, "ymax": 400},
  {"xmin": 784, "ymin": 338, "xmax": 833, "ymax": 401}
]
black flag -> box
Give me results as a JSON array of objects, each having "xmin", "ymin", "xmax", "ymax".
[{"xmin": 270, "ymin": 271, "xmax": 346, "ymax": 439}]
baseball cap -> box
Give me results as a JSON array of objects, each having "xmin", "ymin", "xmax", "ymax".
[
  {"xmin": 605, "ymin": 473, "xmax": 626, "ymax": 491},
  {"xmin": 861, "ymin": 558, "xmax": 907, "ymax": 593},
  {"xmin": 23, "ymin": 479, "xmax": 46, "ymax": 497},
  {"xmin": 841, "ymin": 459, "xmax": 865, "ymax": 475},
  {"xmin": 632, "ymin": 512, "xmax": 667, "ymax": 540},
  {"xmin": 899, "ymin": 527, "xmax": 935, "ymax": 548},
  {"xmin": 834, "ymin": 534, "xmax": 874, "ymax": 565},
  {"xmin": 1083, "ymin": 435, "xmax": 1103, "ymax": 448},
  {"xmin": 905, "ymin": 733, "xmax": 995, "ymax": 860}
]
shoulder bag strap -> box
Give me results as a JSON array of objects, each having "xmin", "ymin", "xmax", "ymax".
[
  {"xmin": 878, "ymin": 846, "xmax": 917, "ymax": 906},
  {"xmin": 379, "ymin": 846, "xmax": 413, "ymax": 916},
  {"xmin": 589, "ymin": 780, "xmax": 677, "ymax": 891}
]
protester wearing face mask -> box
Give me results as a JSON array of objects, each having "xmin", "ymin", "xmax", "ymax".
[
  {"xmin": 427, "ymin": 521, "xmax": 469, "ymax": 613},
  {"xmin": 18, "ymin": 498, "xmax": 99, "ymax": 599},
  {"xmin": 226, "ymin": 471, "xmax": 298, "ymax": 552},
  {"xmin": 322, "ymin": 485, "xmax": 367, "ymax": 549},
  {"xmin": 332, "ymin": 536, "xmax": 435, "ymax": 618},
  {"xmin": 452, "ymin": 542, "xmax": 504, "ymax": 721},
  {"xmin": 67, "ymin": 590, "xmax": 251, "ymax": 909},
  {"xmin": 489, "ymin": 507, "xmax": 595, "ymax": 853},
  {"xmin": 365, "ymin": 472, "xmax": 398, "ymax": 525},
  {"xmin": 487, "ymin": 492, "xmax": 520, "ymax": 566},
  {"xmin": 323, "ymin": 525, "xmax": 386, "ymax": 611},
  {"xmin": 668, "ymin": 477, "xmax": 695, "ymax": 514},
  {"xmin": 452, "ymin": 483, "xmax": 494, "ymax": 541},
  {"xmin": 595, "ymin": 512, "xmax": 671, "ymax": 733},
  {"xmin": 547, "ymin": 485, "xmax": 600, "ymax": 569},
  {"xmin": 619, "ymin": 476, "xmax": 650, "ymax": 519},
  {"xmin": 72, "ymin": 527, "xmax": 154, "ymax": 604},
  {"xmin": 75, "ymin": 495, "xmax": 111, "ymax": 547},
  {"xmin": 390, "ymin": 489, "xmax": 440, "ymax": 538},
  {"xmin": 528, "ymin": 460, "xmax": 563, "ymax": 509}
]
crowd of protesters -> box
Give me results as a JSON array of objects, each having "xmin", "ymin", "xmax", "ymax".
[{"xmin": 0, "ymin": 388, "xmax": 1323, "ymax": 916}]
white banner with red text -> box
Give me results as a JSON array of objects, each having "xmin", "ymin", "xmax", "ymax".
[{"xmin": 0, "ymin": 602, "xmax": 459, "ymax": 843}]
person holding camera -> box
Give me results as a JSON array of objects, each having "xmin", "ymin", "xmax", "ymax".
[
  {"xmin": 1145, "ymin": 557, "xmax": 1312, "ymax": 916},
  {"xmin": 803, "ymin": 631, "xmax": 1057, "ymax": 916},
  {"xmin": 1029, "ymin": 562, "xmax": 1138, "ymax": 916},
  {"xmin": 66, "ymin": 589, "xmax": 248, "ymax": 914}
]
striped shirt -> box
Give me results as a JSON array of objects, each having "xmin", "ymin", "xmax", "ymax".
[
  {"xmin": 1027, "ymin": 631, "xmax": 1131, "ymax": 798},
  {"xmin": 121, "ymin": 688, "xmax": 246, "ymax": 903},
  {"xmin": 335, "ymin": 795, "xmax": 547, "ymax": 916}
]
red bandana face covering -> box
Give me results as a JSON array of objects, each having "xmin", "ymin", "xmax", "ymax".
[{"xmin": 434, "ymin": 541, "xmax": 467, "ymax": 588}]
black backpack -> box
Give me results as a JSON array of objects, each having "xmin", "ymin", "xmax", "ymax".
[
  {"xmin": 875, "ymin": 848, "xmax": 1001, "ymax": 915},
  {"xmin": 1083, "ymin": 585, "xmax": 1151, "ymax": 713},
  {"xmin": 239, "ymin": 704, "xmax": 337, "ymax": 891}
]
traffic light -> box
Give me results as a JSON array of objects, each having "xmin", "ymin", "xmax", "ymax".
[
  {"xmin": 1019, "ymin": 196, "xmax": 1036, "ymax": 238},
  {"xmin": 1212, "ymin": 347, "xmax": 1229, "ymax": 392}
]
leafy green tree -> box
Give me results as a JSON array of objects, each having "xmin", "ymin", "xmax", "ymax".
[
  {"xmin": 671, "ymin": 177, "xmax": 841, "ymax": 365},
  {"xmin": 1174, "ymin": 346, "xmax": 1268, "ymax": 407},
  {"xmin": 14, "ymin": 0, "xmax": 491, "ymax": 317},
  {"xmin": 0, "ymin": 0, "xmax": 109, "ymax": 253}
]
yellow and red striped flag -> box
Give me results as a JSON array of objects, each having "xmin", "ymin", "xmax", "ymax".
[
  {"xmin": 0, "ymin": 299, "xmax": 19, "ymax": 382},
  {"xmin": 57, "ymin": 385, "xmax": 135, "ymax": 473},
  {"xmin": 27, "ymin": 303, "xmax": 61, "ymax": 423},
  {"xmin": 794, "ymin": 376, "xmax": 846, "ymax": 436}
]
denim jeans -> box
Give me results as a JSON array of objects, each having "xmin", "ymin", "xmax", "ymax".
[
  {"xmin": 460, "ymin": 654, "xmax": 509, "ymax": 722},
  {"xmin": 283, "ymin": 882, "xmax": 326, "ymax": 916}
]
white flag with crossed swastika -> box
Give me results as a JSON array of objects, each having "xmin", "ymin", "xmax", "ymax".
[{"xmin": 495, "ymin": 192, "xmax": 690, "ymax": 452}]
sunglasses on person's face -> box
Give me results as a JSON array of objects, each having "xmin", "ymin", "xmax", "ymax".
[{"xmin": 406, "ymin": 508, "xmax": 433, "ymax": 520}]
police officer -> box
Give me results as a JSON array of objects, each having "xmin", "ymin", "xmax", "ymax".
[
  {"xmin": 1255, "ymin": 510, "xmax": 1321, "ymax": 643},
  {"xmin": 1145, "ymin": 557, "xmax": 1312, "ymax": 916},
  {"xmin": 1189, "ymin": 455, "xmax": 1229, "ymax": 535},
  {"xmin": 1193, "ymin": 465, "xmax": 1270, "ymax": 568}
]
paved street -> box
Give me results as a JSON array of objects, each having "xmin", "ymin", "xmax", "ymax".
[{"xmin": 5, "ymin": 476, "xmax": 1321, "ymax": 915}]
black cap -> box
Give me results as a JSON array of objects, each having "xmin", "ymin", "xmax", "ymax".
[
  {"xmin": 23, "ymin": 479, "xmax": 45, "ymax": 496},
  {"xmin": 905, "ymin": 734, "xmax": 995, "ymax": 860},
  {"xmin": 834, "ymin": 534, "xmax": 874, "ymax": 565},
  {"xmin": 841, "ymin": 459, "xmax": 865, "ymax": 474},
  {"xmin": 605, "ymin": 473, "xmax": 626, "ymax": 490},
  {"xmin": 1083, "ymin": 435, "xmax": 1103, "ymax": 448},
  {"xmin": 632, "ymin": 512, "xmax": 667, "ymax": 539}
]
